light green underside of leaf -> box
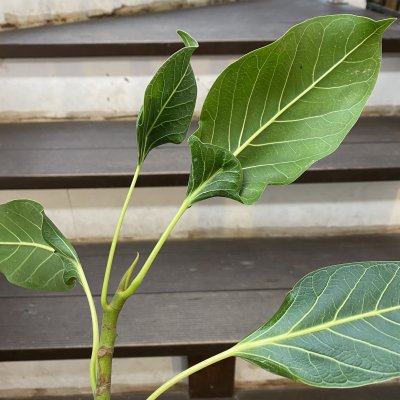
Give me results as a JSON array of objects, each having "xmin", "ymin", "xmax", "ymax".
[
  {"xmin": 235, "ymin": 262, "xmax": 400, "ymax": 388},
  {"xmin": 192, "ymin": 15, "xmax": 394, "ymax": 204},
  {"xmin": 137, "ymin": 31, "xmax": 198, "ymax": 164},
  {"xmin": 0, "ymin": 200, "xmax": 80, "ymax": 292}
]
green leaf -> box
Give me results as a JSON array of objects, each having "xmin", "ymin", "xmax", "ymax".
[
  {"xmin": 137, "ymin": 30, "xmax": 198, "ymax": 164},
  {"xmin": 234, "ymin": 261, "xmax": 400, "ymax": 388},
  {"xmin": 192, "ymin": 15, "xmax": 394, "ymax": 204},
  {"xmin": 0, "ymin": 200, "xmax": 80, "ymax": 291},
  {"xmin": 186, "ymin": 136, "xmax": 243, "ymax": 204}
]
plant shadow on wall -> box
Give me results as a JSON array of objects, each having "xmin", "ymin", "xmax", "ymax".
[{"xmin": 0, "ymin": 15, "xmax": 399, "ymax": 400}]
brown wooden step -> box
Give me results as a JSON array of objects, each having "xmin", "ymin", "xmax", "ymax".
[
  {"xmin": 0, "ymin": 116, "xmax": 399, "ymax": 190},
  {"xmin": 0, "ymin": 0, "xmax": 399, "ymax": 58}
]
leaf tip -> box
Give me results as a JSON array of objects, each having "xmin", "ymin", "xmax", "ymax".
[
  {"xmin": 177, "ymin": 30, "xmax": 199, "ymax": 48},
  {"xmin": 375, "ymin": 17, "xmax": 397, "ymax": 31}
]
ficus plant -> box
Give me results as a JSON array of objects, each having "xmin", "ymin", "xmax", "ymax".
[{"xmin": 0, "ymin": 14, "xmax": 398, "ymax": 400}]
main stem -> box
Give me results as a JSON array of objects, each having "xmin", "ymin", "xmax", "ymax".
[{"xmin": 96, "ymin": 294, "xmax": 125, "ymax": 400}]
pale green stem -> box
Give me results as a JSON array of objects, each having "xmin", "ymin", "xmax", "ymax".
[
  {"xmin": 101, "ymin": 165, "xmax": 141, "ymax": 309},
  {"xmin": 146, "ymin": 347, "xmax": 237, "ymax": 400},
  {"xmin": 76, "ymin": 263, "xmax": 99, "ymax": 395},
  {"xmin": 122, "ymin": 199, "xmax": 191, "ymax": 298}
]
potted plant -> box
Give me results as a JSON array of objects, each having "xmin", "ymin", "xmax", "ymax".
[{"xmin": 0, "ymin": 14, "xmax": 398, "ymax": 400}]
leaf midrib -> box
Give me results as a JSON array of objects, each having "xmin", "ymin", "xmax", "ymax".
[
  {"xmin": 232, "ymin": 24, "xmax": 382, "ymax": 158},
  {"xmin": 0, "ymin": 242, "xmax": 54, "ymax": 253},
  {"xmin": 235, "ymin": 303, "xmax": 400, "ymax": 353},
  {"xmin": 142, "ymin": 52, "xmax": 193, "ymax": 159}
]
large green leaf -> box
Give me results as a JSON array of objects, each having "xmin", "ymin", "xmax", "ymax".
[
  {"xmin": 234, "ymin": 261, "xmax": 400, "ymax": 387},
  {"xmin": 190, "ymin": 15, "xmax": 394, "ymax": 204},
  {"xmin": 0, "ymin": 200, "xmax": 80, "ymax": 291},
  {"xmin": 137, "ymin": 30, "xmax": 198, "ymax": 164}
]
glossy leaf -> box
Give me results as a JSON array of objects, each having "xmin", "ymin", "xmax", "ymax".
[
  {"xmin": 191, "ymin": 15, "xmax": 394, "ymax": 204},
  {"xmin": 137, "ymin": 30, "xmax": 198, "ymax": 164},
  {"xmin": 186, "ymin": 136, "xmax": 242, "ymax": 204},
  {"xmin": 0, "ymin": 200, "xmax": 80, "ymax": 291},
  {"xmin": 235, "ymin": 261, "xmax": 400, "ymax": 387}
]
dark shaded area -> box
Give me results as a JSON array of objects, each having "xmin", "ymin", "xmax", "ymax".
[{"xmin": 189, "ymin": 356, "xmax": 235, "ymax": 397}]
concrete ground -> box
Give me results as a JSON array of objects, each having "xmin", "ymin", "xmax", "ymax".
[{"xmin": 13, "ymin": 383, "xmax": 400, "ymax": 400}]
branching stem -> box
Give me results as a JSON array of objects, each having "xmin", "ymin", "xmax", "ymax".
[{"xmin": 122, "ymin": 199, "xmax": 191, "ymax": 298}]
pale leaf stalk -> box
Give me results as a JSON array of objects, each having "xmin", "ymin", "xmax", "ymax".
[
  {"xmin": 101, "ymin": 165, "xmax": 141, "ymax": 309},
  {"xmin": 76, "ymin": 262, "xmax": 99, "ymax": 394},
  {"xmin": 122, "ymin": 184, "xmax": 215, "ymax": 297},
  {"xmin": 122, "ymin": 198, "xmax": 191, "ymax": 298},
  {"xmin": 147, "ymin": 347, "xmax": 236, "ymax": 400}
]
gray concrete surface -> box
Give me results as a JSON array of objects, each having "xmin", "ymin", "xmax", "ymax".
[{"xmin": 14, "ymin": 383, "xmax": 400, "ymax": 400}]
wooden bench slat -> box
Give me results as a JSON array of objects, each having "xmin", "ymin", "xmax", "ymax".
[
  {"xmin": 8, "ymin": 395, "xmax": 188, "ymax": 400},
  {"xmin": 0, "ymin": 289, "xmax": 285, "ymax": 360},
  {"xmin": 1, "ymin": 234, "xmax": 399, "ymax": 361},
  {"xmin": 1, "ymin": 117, "xmax": 399, "ymax": 150},
  {"xmin": 0, "ymin": 117, "xmax": 399, "ymax": 189},
  {"xmin": 0, "ymin": 0, "xmax": 399, "ymax": 58},
  {"xmin": 1, "ymin": 235, "xmax": 399, "ymax": 298}
]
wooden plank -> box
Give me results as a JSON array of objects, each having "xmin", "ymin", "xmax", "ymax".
[
  {"xmin": 0, "ymin": 290, "xmax": 285, "ymax": 360},
  {"xmin": 368, "ymin": 2, "xmax": 400, "ymax": 18},
  {"xmin": 0, "ymin": 117, "xmax": 399, "ymax": 189},
  {"xmin": 0, "ymin": 0, "xmax": 399, "ymax": 58},
  {"xmin": 1, "ymin": 117, "xmax": 398, "ymax": 150},
  {"xmin": 1, "ymin": 234, "xmax": 399, "ymax": 298},
  {"xmin": 4, "ymin": 143, "xmax": 400, "ymax": 188},
  {"xmin": 1, "ymin": 233, "xmax": 399, "ymax": 361},
  {"xmin": 10, "ymin": 394, "xmax": 189, "ymax": 400}
]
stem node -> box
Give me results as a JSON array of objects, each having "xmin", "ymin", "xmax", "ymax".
[{"xmin": 98, "ymin": 346, "xmax": 114, "ymax": 358}]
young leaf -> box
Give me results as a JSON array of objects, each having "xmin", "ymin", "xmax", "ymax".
[
  {"xmin": 186, "ymin": 136, "xmax": 243, "ymax": 204},
  {"xmin": 0, "ymin": 200, "xmax": 80, "ymax": 291},
  {"xmin": 190, "ymin": 15, "xmax": 394, "ymax": 204},
  {"xmin": 137, "ymin": 30, "xmax": 198, "ymax": 164},
  {"xmin": 234, "ymin": 261, "xmax": 400, "ymax": 388}
]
